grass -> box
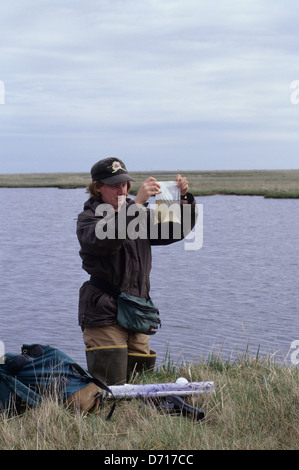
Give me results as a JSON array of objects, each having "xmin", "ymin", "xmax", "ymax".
[
  {"xmin": 0, "ymin": 169, "xmax": 299, "ymax": 198},
  {"xmin": 0, "ymin": 352, "xmax": 298, "ymax": 450}
]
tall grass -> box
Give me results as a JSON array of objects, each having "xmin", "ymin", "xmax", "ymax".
[
  {"xmin": 0, "ymin": 352, "xmax": 298, "ymax": 450},
  {"xmin": 0, "ymin": 170, "xmax": 298, "ymax": 198}
]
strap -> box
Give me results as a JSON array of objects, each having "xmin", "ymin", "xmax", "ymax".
[
  {"xmin": 89, "ymin": 276, "xmax": 121, "ymax": 299},
  {"xmin": 71, "ymin": 362, "xmax": 117, "ymax": 421},
  {"xmin": 71, "ymin": 363, "xmax": 112, "ymax": 395}
]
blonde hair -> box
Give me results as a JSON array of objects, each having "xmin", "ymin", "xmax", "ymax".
[{"xmin": 87, "ymin": 181, "xmax": 131, "ymax": 200}]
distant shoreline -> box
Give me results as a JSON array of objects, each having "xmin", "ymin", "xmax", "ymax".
[{"xmin": 0, "ymin": 169, "xmax": 298, "ymax": 198}]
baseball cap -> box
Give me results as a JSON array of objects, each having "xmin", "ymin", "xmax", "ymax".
[{"xmin": 90, "ymin": 157, "xmax": 136, "ymax": 185}]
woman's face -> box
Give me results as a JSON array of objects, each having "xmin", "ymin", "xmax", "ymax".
[{"xmin": 98, "ymin": 182, "xmax": 128, "ymax": 211}]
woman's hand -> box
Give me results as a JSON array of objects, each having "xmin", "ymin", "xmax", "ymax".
[
  {"xmin": 134, "ymin": 177, "xmax": 161, "ymax": 205},
  {"xmin": 176, "ymin": 174, "xmax": 188, "ymax": 196}
]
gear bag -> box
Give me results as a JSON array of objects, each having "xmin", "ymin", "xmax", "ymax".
[
  {"xmin": 0, "ymin": 344, "xmax": 114, "ymax": 416},
  {"xmin": 89, "ymin": 276, "xmax": 161, "ymax": 335}
]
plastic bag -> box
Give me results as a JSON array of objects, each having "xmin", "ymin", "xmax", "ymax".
[{"xmin": 154, "ymin": 181, "xmax": 181, "ymax": 224}]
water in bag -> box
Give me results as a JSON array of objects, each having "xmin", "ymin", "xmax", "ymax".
[{"xmin": 154, "ymin": 181, "xmax": 181, "ymax": 224}]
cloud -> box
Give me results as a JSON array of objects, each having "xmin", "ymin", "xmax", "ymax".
[{"xmin": 1, "ymin": 0, "xmax": 299, "ymax": 171}]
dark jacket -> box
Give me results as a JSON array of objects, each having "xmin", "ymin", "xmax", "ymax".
[{"xmin": 77, "ymin": 194, "xmax": 197, "ymax": 328}]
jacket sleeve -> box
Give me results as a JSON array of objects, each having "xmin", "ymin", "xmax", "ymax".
[{"xmin": 76, "ymin": 199, "xmax": 148, "ymax": 257}]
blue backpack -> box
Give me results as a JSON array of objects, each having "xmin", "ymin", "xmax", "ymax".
[
  {"xmin": 0, "ymin": 344, "xmax": 112, "ymax": 416},
  {"xmin": 0, "ymin": 344, "xmax": 206, "ymax": 421}
]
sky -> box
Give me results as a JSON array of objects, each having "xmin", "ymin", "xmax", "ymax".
[{"xmin": 1, "ymin": 0, "xmax": 299, "ymax": 173}]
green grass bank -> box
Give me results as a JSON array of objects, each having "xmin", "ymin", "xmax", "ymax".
[
  {"xmin": 0, "ymin": 353, "xmax": 298, "ymax": 450},
  {"xmin": 0, "ymin": 169, "xmax": 299, "ymax": 198}
]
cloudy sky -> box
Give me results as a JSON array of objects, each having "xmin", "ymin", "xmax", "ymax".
[{"xmin": 1, "ymin": 0, "xmax": 299, "ymax": 173}]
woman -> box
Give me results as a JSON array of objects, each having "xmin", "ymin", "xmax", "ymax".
[{"xmin": 76, "ymin": 157, "xmax": 197, "ymax": 385}]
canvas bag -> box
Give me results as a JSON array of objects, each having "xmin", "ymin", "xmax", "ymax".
[
  {"xmin": 117, "ymin": 292, "xmax": 161, "ymax": 335},
  {"xmin": 0, "ymin": 344, "xmax": 114, "ymax": 416}
]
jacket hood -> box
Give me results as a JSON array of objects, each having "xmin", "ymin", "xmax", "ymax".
[{"xmin": 83, "ymin": 197, "xmax": 101, "ymax": 212}]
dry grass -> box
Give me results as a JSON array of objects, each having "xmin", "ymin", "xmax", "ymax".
[
  {"xmin": 0, "ymin": 170, "xmax": 299, "ymax": 198},
  {"xmin": 0, "ymin": 354, "xmax": 298, "ymax": 450}
]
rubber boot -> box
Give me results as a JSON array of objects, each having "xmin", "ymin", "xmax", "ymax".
[
  {"xmin": 85, "ymin": 346, "xmax": 128, "ymax": 386},
  {"xmin": 127, "ymin": 349, "xmax": 156, "ymax": 382}
]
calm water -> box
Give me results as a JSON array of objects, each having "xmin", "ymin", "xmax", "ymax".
[{"xmin": 0, "ymin": 188, "xmax": 298, "ymax": 367}]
